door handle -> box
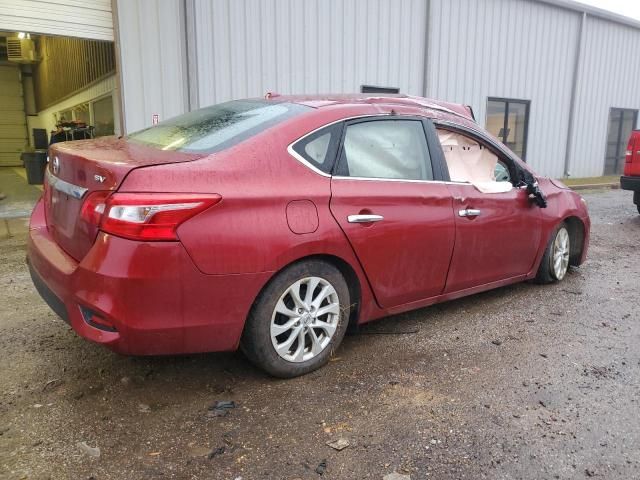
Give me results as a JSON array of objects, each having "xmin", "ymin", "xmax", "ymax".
[
  {"xmin": 347, "ymin": 214, "xmax": 384, "ymax": 224},
  {"xmin": 458, "ymin": 209, "xmax": 481, "ymax": 218}
]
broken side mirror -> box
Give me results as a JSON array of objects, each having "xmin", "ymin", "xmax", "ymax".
[
  {"xmin": 526, "ymin": 180, "xmax": 548, "ymax": 208},
  {"xmin": 518, "ymin": 169, "xmax": 547, "ymax": 208}
]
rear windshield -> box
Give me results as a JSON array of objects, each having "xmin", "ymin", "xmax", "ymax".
[{"xmin": 128, "ymin": 99, "xmax": 310, "ymax": 153}]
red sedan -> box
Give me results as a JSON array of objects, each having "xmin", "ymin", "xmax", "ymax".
[{"xmin": 27, "ymin": 95, "xmax": 590, "ymax": 377}]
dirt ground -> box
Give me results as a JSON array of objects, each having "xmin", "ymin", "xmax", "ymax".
[{"xmin": 1, "ymin": 189, "xmax": 639, "ymax": 480}]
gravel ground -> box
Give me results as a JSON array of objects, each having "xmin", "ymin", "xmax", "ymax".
[{"xmin": 0, "ymin": 189, "xmax": 639, "ymax": 480}]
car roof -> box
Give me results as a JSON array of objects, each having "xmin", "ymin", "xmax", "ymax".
[{"xmin": 264, "ymin": 93, "xmax": 475, "ymax": 123}]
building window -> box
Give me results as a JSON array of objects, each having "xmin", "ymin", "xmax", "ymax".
[
  {"xmin": 604, "ymin": 108, "xmax": 638, "ymax": 175},
  {"xmin": 486, "ymin": 98, "xmax": 530, "ymax": 160},
  {"xmin": 72, "ymin": 103, "xmax": 90, "ymax": 125},
  {"xmin": 92, "ymin": 95, "xmax": 115, "ymax": 137},
  {"xmin": 55, "ymin": 95, "xmax": 114, "ymax": 138},
  {"xmin": 58, "ymin": 109, "xmax": 73, "ymax": 123},
  {"xmin": 361, "ymin": 85, "xmax": 400, "ymax": 94}
]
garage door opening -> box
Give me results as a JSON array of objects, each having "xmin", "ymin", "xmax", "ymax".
[{"xmin": 0, "ymin": 32, "xmax": 118, "ymax": 167}]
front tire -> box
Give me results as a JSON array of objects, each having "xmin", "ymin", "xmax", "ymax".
[
  {"xmin": 535, "ymin": 224, "xmax": 571, "ymax": 284},
  {"xmin": 241, "ymin": 260, "xmax": 350, "ymax": 378}
]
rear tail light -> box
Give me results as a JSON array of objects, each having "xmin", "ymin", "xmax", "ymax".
[
  {"xmin": 79, "ymin": 191, "xmax": 111, "ymax": 238},
  {"xmin": 624, "ymin": 133, "xmax": 639, "ymax": 176},
  {"xmin": 629, "ymin": 134, "xmax": 639, "ymax": 164},
  {"xmin": 99, "ymin": 193, "xmax": 221, "ymax": 241}
]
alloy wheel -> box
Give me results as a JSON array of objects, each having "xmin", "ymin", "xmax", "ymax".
[
  {"xmin": 552, "ymin": 227, "xmax": 570, "ymax": 280},
  {"xmin": 270, "ymin": 276, "xmax": 340, "ymax": 363}
]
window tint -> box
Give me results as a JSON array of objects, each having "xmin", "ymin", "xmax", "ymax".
[
  {"xmin": 305, "ymin": 133, "xmax": 331, "ymax": 163},
  {"xmin": 291, "ymin": 123, "xmax": 342, "ymax": 174},
  {"xmin": 339, "ymin": 120, "xmax": 433, "ymax": 181},
  {"xmin": 128, "ymin": 100, "xmax": 310, "ymax": 153}
]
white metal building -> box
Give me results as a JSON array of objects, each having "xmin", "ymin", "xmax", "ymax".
[{"xmin": 1, "ymin": 0, "xmax": 640, "ymax": 178}]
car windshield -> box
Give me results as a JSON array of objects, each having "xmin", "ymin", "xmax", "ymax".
[{"xmin": 128, "ymin": 100, "xmax": 310, "ymax": 153}]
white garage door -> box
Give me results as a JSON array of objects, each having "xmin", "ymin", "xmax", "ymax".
[
  {"xmin": 0, "ymin": 65, "xmax": 27, "ymax": 167},
  {"xmin": 0, "ymin": 0, "xmax": 113, "ymax": 41}
]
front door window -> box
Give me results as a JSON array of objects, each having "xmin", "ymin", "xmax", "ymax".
[
  {"xmin": 486, "ymin": 98, "xmax": 530, "ymax": 160},
  {"xmin": 605, "ymin": 108, "xmax": 638, "ymax": 175}
]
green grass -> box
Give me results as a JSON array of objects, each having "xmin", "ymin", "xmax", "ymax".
[{"xmin": 560, "ymin": 175, "xmax": 620, "ymax": 186}]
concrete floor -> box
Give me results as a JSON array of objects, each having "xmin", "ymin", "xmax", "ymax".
[{"xmin": 0, "ymin": 167, "xmax": 42, "ymax": 237}]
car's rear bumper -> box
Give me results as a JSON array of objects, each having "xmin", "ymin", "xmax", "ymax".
[
  {"xmin": 620, "ymin": 175, "xmax": 640, "ymax": 192},
  {"xmin": 27, "ymin": 198, "xmax": 272, "ymax": 356}
]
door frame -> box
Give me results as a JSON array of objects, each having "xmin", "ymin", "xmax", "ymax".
[
  {"xmin": 426, "ymin": 120, "xmax": 542, "ymax": 291},
  {"xmin": 431, "ymin": 119, "xmax": 531, "ymax": 186},
  {"xmin": 332, "ymin": 115, "xmax": 451, "ymax": 182},
  {"xmin": 486, "ymin": 97, "xmax": 531, "ymax": 161},
  {"xmin": 604, "ymin": 107, "xmax": 639, "ymax": 175},
  {"xmin": 328, "ymin": 115, "xmax": 458, "ymax": 307}
]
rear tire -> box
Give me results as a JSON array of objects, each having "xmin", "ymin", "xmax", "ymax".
[
  {"xmin": 535, "ymin": 223, "xmax": 571, "ymax": 284},
  {"xmin": 241, "ymin": 260, "xmax": 350, "ymax": 378}
]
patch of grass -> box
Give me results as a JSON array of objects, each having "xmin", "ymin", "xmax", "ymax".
[{"xmin": 560, "ymin": 175, "xmax": 619, "ymax": 186}]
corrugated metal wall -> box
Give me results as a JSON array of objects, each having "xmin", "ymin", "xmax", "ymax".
[
  {"xmin": 0, "ymin": 0, "xmax": 113, "ymax": 41},
  {"xmin": 114, "ymin": 0, "xmax": 188, "ymax": 133},
  {"xmin": 427, "ymin": 0, "xmax": 581, "ymax": 177},
  {"xmin": 569, "ymin": 15, "xmax": 640, "ymax": 177},
  {"xmin": 189, "ymin": 0, "xmax": 427, "ymax": 107}
]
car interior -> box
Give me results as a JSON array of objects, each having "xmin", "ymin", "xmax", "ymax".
[{"xmin": 437, "ymin": 129, "xmax": 514, "ymax": 194}]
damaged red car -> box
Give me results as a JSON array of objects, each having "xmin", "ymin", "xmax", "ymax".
[{"xmin": 27, "ymin": 94, "xmax": 590, "ymax": 377}]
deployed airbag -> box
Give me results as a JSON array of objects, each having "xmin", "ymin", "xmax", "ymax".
[{"xmin": 438, "ymin": 130, "xmax": 513, "ymax": 194}]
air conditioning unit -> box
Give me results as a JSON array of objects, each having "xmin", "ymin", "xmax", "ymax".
[{"xmin": 7, "ymin": 37, "xmax": 37, "ymax": 64}]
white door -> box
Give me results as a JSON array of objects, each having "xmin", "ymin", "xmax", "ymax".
[
  {"xmin": 0, "ymin": 66, "xmax": 27, "ymax": 167},
  {"xmin": 1, "ymin": 1, "xmax": 113, "ymax": 41}
]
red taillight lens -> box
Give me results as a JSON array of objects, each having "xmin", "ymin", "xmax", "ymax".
[
  {"xmin": 81, "ymin": 191, "xmax": 111, "ymax": 225},
  {"xmin": 79, "ymin": 190, "xmax": 111, "ymax": 238},
  {"xmin": 100, "ymin": 193, "xmax": 221, "ymax": 241},
  {"xmin": 625, "ymin": 135, "xmax": 634, "ymax": 164},
  {"xmin": 624, "ymin": 133, "xmax": 639, "ymax": 176}
]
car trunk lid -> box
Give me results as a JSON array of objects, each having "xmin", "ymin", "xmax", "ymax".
[{"xmin": 44, "ymin": 136, "xmax": 205, "ymax": 261}]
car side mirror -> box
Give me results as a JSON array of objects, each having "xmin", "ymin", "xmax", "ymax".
[
  {"xmin": 526, "ymin": 180, "xmax": 547, "ymax": 208},
  {"xmin": 517, "ymin": 169, "xmax": 547, "ymax": 208}
]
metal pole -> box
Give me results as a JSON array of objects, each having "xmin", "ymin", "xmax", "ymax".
[
  {"xmin": 111, "ymin": 0, "xmax": 127, "ymax": 135},
  {"xmin": 184, "ymin": 0, "xmax": 199, "ymax": 111},
  {"xmin": 422, "ymin": 0, "xmax": 432, "ymax": 98}
]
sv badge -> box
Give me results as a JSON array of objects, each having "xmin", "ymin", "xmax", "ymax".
[{"xmin": 94, "ymin": 174, "xmax": 107, "ymax": 183}]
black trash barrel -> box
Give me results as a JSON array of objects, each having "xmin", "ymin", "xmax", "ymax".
[{"xmin": 23, "ymin": 151, "xmax": 48, "ymax": 185}]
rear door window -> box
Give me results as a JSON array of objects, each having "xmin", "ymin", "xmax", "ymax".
[
  {"xmin": 337, "ymin": 119, "xmax": 434, "ymax": 181},
  {"xmin": 128, "ymin": 100, "xmax": 310, "ymax": 153}
]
